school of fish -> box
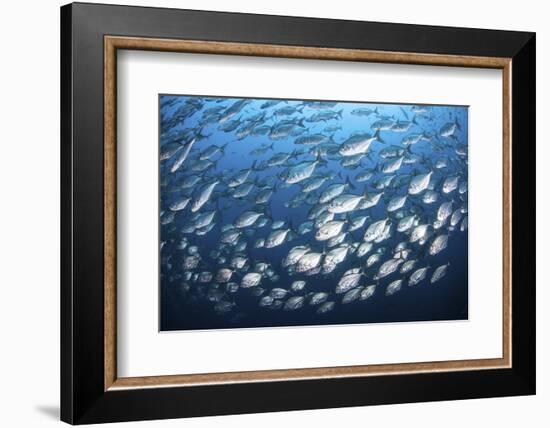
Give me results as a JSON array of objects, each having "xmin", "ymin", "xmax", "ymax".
[{"xmin": 159, "ymin": 95, "xmax": 468, "ymax": 326}]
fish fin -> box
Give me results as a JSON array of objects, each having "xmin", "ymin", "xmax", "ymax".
[
  {"xmin": 374, "ymin": 129, "xmax": 385, "ymax": 144},
  {"xmin": 363, "ymin": 188, "xmax": 370, "ymax": 199},
  {"xmin": 337, "ymin": 109, "xmax": 344, "ymax": 118},
  {"xmin": 264, "ymin": 205, "xmax": 274, "ymax": 222},
  {"xmin": 298, "ymin": 117, "xmax": 306, "ymax": 128},
  {"xmin": 315, "ymin": 151, "xmax": 327, "ymax": 165},
  {"xmin": 346, "ymin": 175, "xmax": 356, "ymax": 190}
]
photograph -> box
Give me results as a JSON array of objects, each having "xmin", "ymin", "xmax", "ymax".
[{"xmin": 159, "ymin": 95, "xmax": 469, "ymax": 331}]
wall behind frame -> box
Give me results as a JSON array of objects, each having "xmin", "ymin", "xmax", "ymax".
[{"xmin": 0, "ymin": 1, "xmax": 544, "ymax": 428}]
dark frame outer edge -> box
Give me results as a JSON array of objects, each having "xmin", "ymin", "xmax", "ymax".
[
  {"xmin": 60, "ymin": 4, "xmax": 74, "ymax": 425},
  {"xmin": 510, "ymin": 34, "xmax": 536, "ymax": 390},
  {"xmin": 60, "ymin": 2, "xmax": 536, "ymax": 424}
]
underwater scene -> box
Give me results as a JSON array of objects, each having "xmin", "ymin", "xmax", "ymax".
[{"xmin": 159, "ymin": 94, "xmax": 468, "ymax": 331}]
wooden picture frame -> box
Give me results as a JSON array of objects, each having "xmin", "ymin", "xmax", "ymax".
[{"xmin": 61, "ymin": 2, "xmax": 535, "ymax": 424}]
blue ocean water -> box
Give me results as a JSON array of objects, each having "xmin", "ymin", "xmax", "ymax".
[{"xmin": 159, "ymin": 95, "xmax": 468, "ymax": 331}]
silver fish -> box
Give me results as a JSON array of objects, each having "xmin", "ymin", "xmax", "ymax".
[
  {"xmin": 291, "ymin": 280, "xmax": 306, "ymax": 292},
  {"xmin": 169, "ymin": 196, "xmax": 190, "ymax": 211},
  {"xmin": 282, "ymin": 245, "xmax": 310, "ymax": 267},
  {"xmin": 429, "ymin": 234, "xmax": 449, "ymax": 255},
  {"xmin": 295, "ymin": 252, "xmax": 324, "ymax": 273},
  {"xmin": 348, "ymin": 215, "xmax": 368, "ymax": 232},
  {"xmin": 317, "ymin": 301, "xmax": 335, "ymax": 314},
  {"xmin": 328, "ymin": 193, "xmax": 365, "ymax": 214},
  {"xmin": 339, "ymin": 132, "xmax": 382, "ymax": 156},
  {"xmin": 284, "ymin": 296, "xmax": 305, "ymax": 311},
  {"xmin": 437, "ymin": 201, "xmax": 453, "ymax": 221},
  {"xmin": 356, "ymin": 242, "xmax": 373, "ymax": 257},
  {"xmin": 295, "ymin": 133, "xmax": 333, "ymax": 145},
  {"xmin": 408, "ymin": 171, "xmax": 433, "ymax": 195},
  {"xmin": 374, "ymin": 258, "xmax": 404, "ymax": 280},
  {"xmin": 170, "ymin": 138, "xmax": 196, "ymax": 173},
  {"xmin": 400, "ymin": 259, "xmax": 417, "ymax": 274},
  {"xmin": 281, "ymin": 155, "xmax": 323, "ymax": 184},
  {"xmin": 422, "ymin": 190, "xmax": 439, "ymax": 204},
  {"xmin": 310, "ymin": 292, "xmax": 329, "ymax": 305},
  {"xmin": 442, "ymin": 175, "xmax": 459, "ymax": 193},
  {"xmin": 385, "ymin": 279, "xmax": 403, "ymax": 296},
  {"xmin": 215, "ymin": 268, "xmax": 234, "ymax": 283},
  {"xmin": 409, "ymin": 267, "xmax": 428, "ymax": 286},
  {"xmin": 228, "ymin": 168, "xmax": 252, "ymax": 188},
  {"xmin": 364, "ymin": 218, "xmax": 389, "ymax": 242},
  {"xmin": 342, "ymin": 287, "xmax": 362, "ymax": 304},
  {"xmin": 381, "ymin": 156, "xmax": 404, "ymax": 173},
  {"xmin": 270, "ymin": 288, "xmax": 288, "ymax": 299},
  {"xmin": 241, "ymin": 272, "xmax": 262, "ymax": 288},
  {"xmin": 387, "ymin": 195, "xmax": 407, "ymax": 212},
  {"xmin": 439, "ymin": 118, "xmax": 460, "ymax": 137},
  {"xmin": 193, "ymin": 210, "xmax": 216, "ymax": 229},
  {"xmin": 410, "ymin": 224, "xmax": 429, "ymax": 243},
  {"xmin": 360, "ymin": 285, "xmax": 376, "ymax": 300},
  {"xmin": 319, "ymin": 180, "xmax": 352, "ymax": 203},
  {"xmin": 336, "ymin": 268, "xmax": 362, "ymax": 294},
  {"xmin": 265, "ymin": 228, "xmax": 292, "ymax": 248},
  {"xmin": 315, "ymin": 220, "xmax": 346, "ymax": 241},
  {"xmin": 431, "ymin": 263, "xmax": 450, "ymax": 283},
  {"xmin": 234, "ymin": 211, "xmax": 263, "ymax": 228},
  {"xmin": 191, "ymin": 181, "xmax": 219, "ymax": 212},
  {"xmin": 259, "ymin": 296, "xmax": 274, "ymax": 307},
  {"xmin": 397, "ymin": 215, "xmax": 417, "ymax": 232}
]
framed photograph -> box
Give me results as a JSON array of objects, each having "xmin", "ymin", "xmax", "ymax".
[{"xmin": 61, "ymin": 2, "xmax": 535, "ymax": 424}]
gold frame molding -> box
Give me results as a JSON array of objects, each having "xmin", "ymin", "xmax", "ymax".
[{"xmin": 104, "ymin": 35, "xmax": 512, "ymax": 391}]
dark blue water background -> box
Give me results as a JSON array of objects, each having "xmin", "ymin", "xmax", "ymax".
[{"xmin": 159, "ymin": 95, "xmax": 468, "ymax": 331}]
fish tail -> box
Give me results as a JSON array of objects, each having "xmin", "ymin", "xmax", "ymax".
[
  {"xmin": 455, "ymin": 117, "xmax": 461, "ymax": 131},
  {"xmin": 374, "ymin": 129, "xmax": 385, "ymax": 144},
  {"xmin": 363, "ymin": 188, "xmax": 370, "ymax": 199},
  {"xmin": 315, "ymin": 151, "xmax": 324, "ymax": 164},
  {"xmin": 412, "ymin": 114, "xmax": 419, "ymax": 125},
  {"xmin": 346, "ymin": 175, "xmax": 356, "ymax": 190},
  {"xmin": 298, "ymin": 117, "xmax": 306, "ymax": 128},
  {"xmin": 338, "ymin": 109, "xmax": 344, "ymax": 118},
  {"xmin": 197, "ymin": 126, "xmax": 212, "ymax": 140}
]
